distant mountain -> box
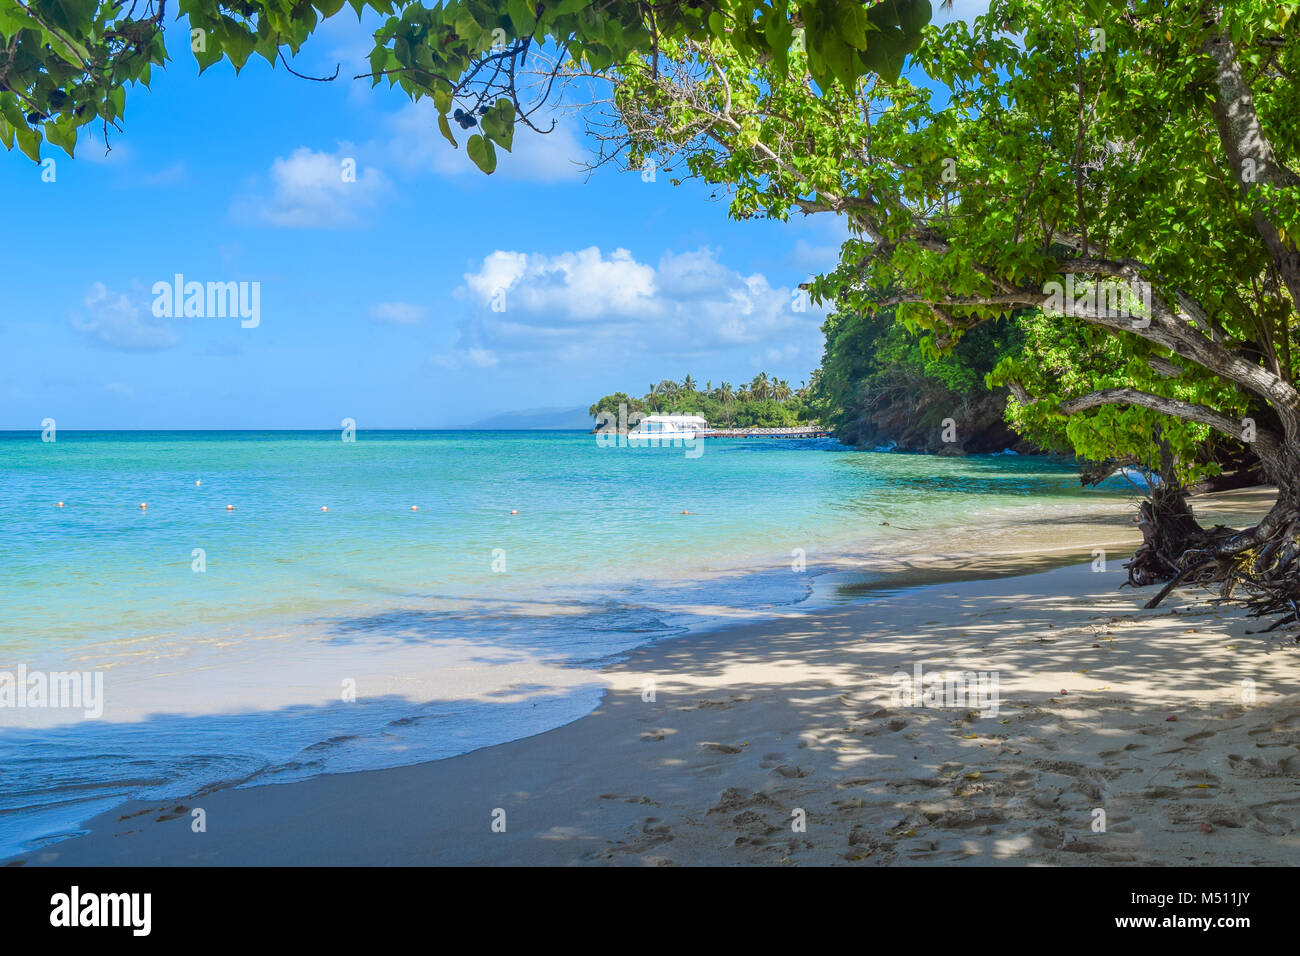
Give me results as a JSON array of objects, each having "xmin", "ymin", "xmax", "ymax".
[{"xmin": 467, "ymin": 406, "xmax": 593, "ymax": 430}]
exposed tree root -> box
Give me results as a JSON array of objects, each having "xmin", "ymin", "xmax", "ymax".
[{"xmin": 1126, "ymin": 483, "xmax": 1300, "ymax": 631}]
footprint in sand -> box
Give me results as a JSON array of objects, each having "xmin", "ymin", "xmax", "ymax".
[
  {"xmin": 1227, "ymin": 752, "xmax": 1296, "ymax": 778},
  {"xmin": 770, "ymin": 765, "xmax": 812, "ymax": 779},
  {"xmin": 679, "ymin": 695, "xmax": 752, "ymax": 712},
  {"xmin": 708, "ymin": 787, "xmax": 781, "ymax": 816},
  {"xmin": 599, "ymin": 793, "xmax": 659, "ymax": 806},
  {"xmin": 1099, "ymin": 742, "xmax": 1146, "ymax": 758},
  {"xmin": 596, "ymin": 818, "xmax": 676, "ymax": 858},
  {"xmin": 700, "ymin": 741, "xmax": 743, "ymax": 754},
  {"xmin": 928, "ymin": 808, "xmax": 1009, "ymax": 830}
]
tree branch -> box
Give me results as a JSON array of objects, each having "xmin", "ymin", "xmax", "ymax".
[{"xmin": 1058, "ymin": 387, "xmax": 1277, "ymax": 452}]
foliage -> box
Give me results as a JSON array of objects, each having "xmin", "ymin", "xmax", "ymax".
[
  {"xmin": 812, "ymin": 302, "xmax": 1026, "ymax": 442},
  {"xmin": 0, "ymin": 0, "xmax": 931, "ymax": 167},
  {"xmin": 990, "ymin": 310, "xmax": 1249, "ymax": 483},
  {"xmin": 590, "ymin": 371, "xmax": 811, "ymax": 427}
]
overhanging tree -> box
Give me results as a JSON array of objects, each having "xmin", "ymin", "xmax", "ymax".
[
  {"xmin": 0, "ymin": 0, "xmax": 931, "ymax": 168},
  {"xmin": 600, "ymin": 0, "xmax": 1300, "ymax": 618}
]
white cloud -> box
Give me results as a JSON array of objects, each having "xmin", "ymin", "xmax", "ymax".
[
  {"xmin": 463, "ymin": 247, "xmax": 657, "ymax": 319},
  {"xmin": 235, "ymin": 145, "xmax": 389, "ymax": 228},
  {"xmin": 449, "ymin": 245, "xmax": 826, "ymax": 366},
  {"xmin": 369, "ymin": 301, "xmax": 427, "ymax": 325},
  {"xmin": 386, "ymin": 101, "xmax": 587, "ymax": 183},
  {"xmin": 70, "ymin": 282, "xmax": 178, "ymax": 351}
]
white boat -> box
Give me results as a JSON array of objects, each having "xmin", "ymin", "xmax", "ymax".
[{"xmin": 628, "ymin": 414, "xmax": 712, "ymax": 440}]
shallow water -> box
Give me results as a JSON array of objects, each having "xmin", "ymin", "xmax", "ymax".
[{"xmin": 0, "ymin": 429, "xmax": 1130, "ymax": 855}]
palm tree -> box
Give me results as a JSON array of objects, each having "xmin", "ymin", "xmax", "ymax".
[
  {"xmin": 718, "ymin": 381, "xmax": 733, "ymax": 403},
  {"xmin": 773, "ymin": 378, "xmax": 794, "ymax": 402},
  {"xmin": 682, "ymin": 374, "xmax": 697, "ymax": 393},
  {"xmin": 749, "ymin": 373, "xmax": 770, "ymax": 401}
]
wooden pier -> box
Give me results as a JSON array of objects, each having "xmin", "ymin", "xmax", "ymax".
[{"xmin": 702, "ymin": 427, "xmax": 830, "ymax": 439}]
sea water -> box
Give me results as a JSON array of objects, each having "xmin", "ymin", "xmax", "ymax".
[{"xmin": 0, "ymin": 430, "xmax": 1130, "ymax": 855}]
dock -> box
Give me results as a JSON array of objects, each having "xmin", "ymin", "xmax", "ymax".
[{"xmin": 702, "ymin": 427, "xmax": 830, "ymax": 439}]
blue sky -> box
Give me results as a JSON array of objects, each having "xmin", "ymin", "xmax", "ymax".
[{"xmin": 0, "ymin": 2, "xmax": 983, "ymax": 429}]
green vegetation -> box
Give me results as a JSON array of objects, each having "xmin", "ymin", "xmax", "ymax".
[
  {"xmin": 589, "ymin": 373, "xmax": 812, "ymax": 427},
  {"xmin": 810, "ymin": 304, "xmax": 1030, "ymax": 451},
  {"xmin": 0, "ymin": 0, "xmax": 930, "ymax": 166}
]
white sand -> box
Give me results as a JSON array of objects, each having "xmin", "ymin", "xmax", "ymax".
[{"xmin": 12, "ymin": 487, "xmax": 1300, "ymax": 866}]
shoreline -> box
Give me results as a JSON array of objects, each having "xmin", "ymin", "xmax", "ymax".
[{"xmin": 9, "ymin": 486, "xmax": 1292, "ymax": 867}]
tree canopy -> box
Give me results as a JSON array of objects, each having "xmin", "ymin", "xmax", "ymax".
[
  {"xmin": 0, "ymin": 0, "xmax": 931, "ymax": 167},
  {"xmin": 590, "ymin": 371, "xmax": 812, "ymax": 427}
]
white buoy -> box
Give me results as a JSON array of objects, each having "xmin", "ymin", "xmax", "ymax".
[
  {"xmin": 139, "ymin": 502, "xmax": 147, "ymax": 510},
  {"xmin": 225, "ymin": 504, "xmax": 235, "ymax": 511}
]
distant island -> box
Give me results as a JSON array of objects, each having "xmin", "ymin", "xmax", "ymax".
[
  {"xmin": 589, "ymin": 373, "xmax": 814, "ymax": 429},
  {"xmin": 468, "ymin": 406, "xmax": 594, "ymax": 430}
]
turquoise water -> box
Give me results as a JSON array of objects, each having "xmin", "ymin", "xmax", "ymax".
[{"xmin": 0, "ymin": 430, "xmax": 1129, "ymax": 856}]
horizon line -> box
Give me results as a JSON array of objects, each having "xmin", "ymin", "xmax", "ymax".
[{"xmin": 0, "ymin": 426, "xmax": 595, "ymax": 433}]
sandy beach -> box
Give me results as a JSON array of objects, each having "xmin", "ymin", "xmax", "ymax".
[{"xmin": 12, "ymin": 487, "xmax": 1299, "ymax": 867}]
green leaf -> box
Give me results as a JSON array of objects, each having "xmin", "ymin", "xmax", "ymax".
[
  {"xmin": 433, "ymin": 83, "xmax": 452, "ymax": 114},
  {"xmin": 437, "ymin": 111, "xmax": 457, "ymax": 148},
  {"xmin": 194, "ymin": 26, "xmax": 225, "ymax": 73},
  {"xmin": 898, "ymin": 0, "xmax": 932, "ymax": 35},
  {"xmin": 466, "ymin": 132, "xmax": 496, "ymax": 173},
  {"xmin": 223, "ymin": 27, "xmax": 257, "ymax": 71},
  {"xmin": 45, "ymin": 115, "xmax": 75, "ymax": 156},
  {"xmin": 508, "ymin": 0, "xmax": 536, "ymax": 36},
  {"xmin": 481, "ymin": 97, "xmax": 514, "ymax": 151},
  {"xmin": 15, "ymin": 123, "xmax": 40, "ymax": 162},
  {"xmin": 0, "ymin": 2, "xmax": 28, "ymax": 36}
]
